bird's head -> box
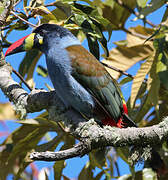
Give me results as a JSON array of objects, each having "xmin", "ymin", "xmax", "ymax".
[{"xmin": 5, "ymin": 24, "xmax": 75, "ymax": 56}]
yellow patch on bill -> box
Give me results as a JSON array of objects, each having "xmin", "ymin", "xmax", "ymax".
[{"xmin": 24, "ymin": 33, "xmax": 35, "ymax": 50}]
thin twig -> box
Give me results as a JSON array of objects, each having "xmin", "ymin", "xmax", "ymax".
[
  {"xmin": 11, "ymin": 11, "xmax": 37, "ymax": 28},
  {"xmin": 101, "ymin": 62, "xmax": 133, "ymax": 78},
  {"xmin": 12, "ymin": 67, "xmax": 32, "ymax": 91},
  {"xmin": 13, "ymin": 0, "xmax": 22, "ymax": 8},
  {"xmin": 102, "ymin": 62, "xmax": 148, "ymax": 82},
  {"xmin": 44, "ymin": 2, "xmax": 57, "ymax": 7},
  {"xmin": 122, "ymin": 27, "xmax": 150, "ymax": 40}
]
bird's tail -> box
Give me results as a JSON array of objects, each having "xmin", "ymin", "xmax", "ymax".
[{"xmin": 122, "ymin": 113, "xmax": 137, "ymax": 127}]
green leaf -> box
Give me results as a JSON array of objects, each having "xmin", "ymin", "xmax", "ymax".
[
  {"xmin": 78, "ymin": 162, "xmax": 93, "ymax": 180},
  {"xmin": 89, "ymin": 148, "xmax": 107, "ymax": 169},
  {"xmin": 137, "ymin": 0, "xmax": 148, "ymax": 8},
  {"xmin": 19, "ymin": 49, "xmax": 41, "ymax": 77},
  {"xmin": 30, "ymin": 6, "xmax": 57, "ymax": 21},
  {"xmin": 0, "ymin": 5, "xmax": 4, "ymax": 14},
  {"xmin": 116, "ymin": 147, "xmax": 130, "ymax": 164},
  {"xmin": 134, "ymin": 52, "xmax": 160, "ymax": 122},
  {"xmin": 119, "ymin": 76, "xmax": 132, "ymax": 86},
  {"xmin": 87, "ymin": 34, "xmax": 100, "ymax": 60},
  {"xmin": 0, "ymin": 124, "xmax": 47, "ymax": 178},
  {"xmin": 102, "ymin": 0, "xmax": 136, "ymax": 30},
  {"xmin": 7, "ymin": 127, "xmax": 47, "ymax": 164},
  {"xmin": 94, "ymin": 170, "xmax": 105, "ymax": 180},
  {"xmin": 138, "ymin": 0, "xmax": 166, "ymax": 19},
  {"xmin": 54, "ymin": 160, "xmax": 65, "ymax": 180},
  {"xmin": 134, "ymin": 93, "xmax": 152, "ymax": 123},
  {"xmin": 36, "ymin": 65, "xmax": 48, "ymax": 77},
  {"xmin": 159, "ymin": 70, "xmax": 168, "ymax": 90},
  {"xmin": 36, "ymin": 135, "xmax": 63, "ymax": 152}
]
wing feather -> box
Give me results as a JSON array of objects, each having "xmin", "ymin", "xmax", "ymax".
[{"xmin": 66, "ymin": 45, "xmax": 124, "ymax": 122}]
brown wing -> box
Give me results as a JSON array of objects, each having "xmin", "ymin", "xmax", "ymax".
[{"xmin": 66, "ymin": 45, "xmax": 124, "ymax": 122}]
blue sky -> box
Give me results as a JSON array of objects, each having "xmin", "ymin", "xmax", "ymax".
[{"xmin": 0, "ymin": 1, "xmax": 167, "ymax": 179}]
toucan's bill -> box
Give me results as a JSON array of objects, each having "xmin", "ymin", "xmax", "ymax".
[{"xmin": 5, "ymin": 33, "xmax": 42, "ymax": 57}]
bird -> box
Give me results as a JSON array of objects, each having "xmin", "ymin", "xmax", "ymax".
[
  {"xmin": 5, "ymin": 24, "xmax": 166, "ymax": 175},
  {"xmin": 5, "ymin": 23, "xmax": 136, "ymax": 128}
]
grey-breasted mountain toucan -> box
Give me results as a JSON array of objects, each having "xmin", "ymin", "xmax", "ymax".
[{"xmin": 5, "ymin": 23, "xmax": 166, "ymax": 175}]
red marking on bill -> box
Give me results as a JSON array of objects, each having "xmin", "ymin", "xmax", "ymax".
[{"xmin": 5, "ymin": 35, "xmax": 29, "ymax": 56}]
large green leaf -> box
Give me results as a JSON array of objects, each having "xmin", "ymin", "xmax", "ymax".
[
  {"xmin": 18, "ymin": 49, "xmax": 41, "ymax": 78},
  {"xmin": 0, "ymin": 124, "xmax": 47, "ymax": 179},
  {"xmin": 102, "ymin": 0, "xmax": 136, "ymax": 30}
]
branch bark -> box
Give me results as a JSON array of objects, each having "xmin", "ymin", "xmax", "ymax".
[
  {"xmin": 29, "ymin": 117, "xmax": 168, "ymax": 161},
  {"xmin": 0, "ymin": 63, "xmax": 168, "ymax": 162}
]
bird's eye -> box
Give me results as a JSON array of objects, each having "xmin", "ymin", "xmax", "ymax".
[{"xmin": 34, "ymin": 33, "xmax": 43, "ymax": 47}]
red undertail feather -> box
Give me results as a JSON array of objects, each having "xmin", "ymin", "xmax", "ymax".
[
  {"xmin": 102, "ymin": 117, "xmax": 124, "ymax": 128},
  {"xmin": 123, "ymin": 103, "xmax": 128, "ymax": 114},
  {"xmin": 102, "ymin": 103, "xmax": 128, "ymax": 128}
]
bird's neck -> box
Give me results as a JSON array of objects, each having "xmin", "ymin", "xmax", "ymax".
[
  {"xmin": 44, "ymin": 34, "xmax": 81, "ymax": 75},
  {"xmin": 43, "ymin": 34, "xmax": 81, "ymax": 52},
  {"xmin": 59, "ymin": 35, "xmax": 81, "ymax": 49}
]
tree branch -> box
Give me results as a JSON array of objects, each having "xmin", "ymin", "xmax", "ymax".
[
  {"xmin": 30, "ymin": 142, "xmax": 90, "ymax": 161},
  {"xmin": 1, "ymin": 62, "xmax": 168, "ymax": 163},
  {"xmin": 30, "ymin": 117, "xmax": 168, "ymax": 161}
]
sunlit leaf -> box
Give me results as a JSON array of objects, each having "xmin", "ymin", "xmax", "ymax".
[
  {"xmin": 103, "ymin": 44, "xmax": 153, "ymax": 79},
  {"xmin": 0, "ymin": 4, "xmax": 4, "ymax": 15},
  {"xmin": 36, "ymin": 65, "xmax": 48, "ymax": 77},
  {"xmin": 119, "ymin": 76, "xmax": 132, "ymax": 86},
  {"xmin": 130, "ymin": 56, "xmax": 154, "ymax": 108},
  {"xmin": 0, "ymin": 103, "xmax": 17, "ymax": 120},
  {"xmin": 38, "ymin": 168, "xmax": 49, "ymax": 180},
  {"xmin": 29, "ymin": 6, "xmax": 57, "ymax": 20},
  {"xmin": 134, "ymin": 52, "xmax": 160, "ymax": 122},
  {"xmin": 29, "ymin": 0, "xmax": 44, "ymax": 8},
  {"xmin": 102, "ymin": 26, "xmax": 154, "ymax": 79},
  {"xmin": 137, "ymin": 0, "xmax": 148, "ymax": 8}
]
